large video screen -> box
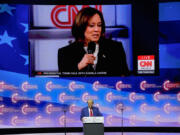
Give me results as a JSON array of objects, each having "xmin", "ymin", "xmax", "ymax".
[
  {"xmin": 29, "ymin": 4, "xmax": 158, "ymax": 77},
  {"xmin": 0, "ymin": 1, "xmax": 179, "ymax": 129},
  {"xmin": 29, "ymin": 4, "xmax": 133, "ymax": 77}
]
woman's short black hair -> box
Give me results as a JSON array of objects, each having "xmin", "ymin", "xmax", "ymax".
[{"xmin": 72, "ymin": 7, "xmax": 105, "ymax": 41}]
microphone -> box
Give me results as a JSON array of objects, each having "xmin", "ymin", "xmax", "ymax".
[
  {"xmin": 87, "ymin": 42, "xmax": 96, "ymax": 72},
  {"xmin": 87, "ymin": 42, "xmax": 96, "ymax": 54}
]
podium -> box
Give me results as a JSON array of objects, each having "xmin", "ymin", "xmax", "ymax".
[{"xmin": 82, "ymin": 117, "xmax": 104, "ymax": 135}]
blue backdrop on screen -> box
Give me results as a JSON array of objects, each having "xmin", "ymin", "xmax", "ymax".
[{"xmin": 0, "ymin": 3, "xmax": 180, "ymax": 128}]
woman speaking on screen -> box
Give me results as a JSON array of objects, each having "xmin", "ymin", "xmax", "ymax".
[{"xmin": 58, "ymin": 7, "xmax": 130, "ymax": 76}]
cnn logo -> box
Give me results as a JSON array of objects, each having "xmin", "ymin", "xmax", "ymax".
[
  {"xmin": 140, "ymin": 61, "xmax": 152, "ymax": 67},
  {"xmin": 51, "ymin": 5, "xmax": 102, "ymax": 29},
  {"xmin": 138, "ymin": 55, "xmax": 155, "ymax": 70}
]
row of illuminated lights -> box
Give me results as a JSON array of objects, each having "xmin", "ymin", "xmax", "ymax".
[
  {"xmin": 0, "ymin": 80, "xmax": 180, "ymax": 92},
  {"xmin": 0, "ymin": 102, "xmax": 180, "ymax": 116},
  {"xmin": 0, "ymin": 90, "xmax": 180, "ymax": 104},
  {"xmin": 0, "ymin": 110, "xmax": 180, "ymax": 126}
]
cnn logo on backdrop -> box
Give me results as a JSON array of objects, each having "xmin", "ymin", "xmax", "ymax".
[
  {"xmin": 138, "ymin": 55, "xmax": 155, "ymax": 73},
  {"xmin": 51, "ymin": 5, "xmax": 102, "ymax": 29}
]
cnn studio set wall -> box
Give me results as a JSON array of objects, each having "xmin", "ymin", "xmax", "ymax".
[{"xmin": 0, "ymin": 0, "xmax": 180, "ymax": 135}]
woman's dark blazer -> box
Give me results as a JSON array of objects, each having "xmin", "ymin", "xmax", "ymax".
[{"xmin": 58, "ymin": 38, "xmax": 130, "ymax": 76}]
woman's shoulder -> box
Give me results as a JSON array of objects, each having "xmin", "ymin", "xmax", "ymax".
[
  {"xmin": 58, "ymin": 41, "xmax": 82, "ymax": 52},
  {"xmin": 100, "ymin": 38, "xmax": 122, "ymax": 46},
  {"xmin": 100, "ymin": 38, "xmax": 123, "ymax": 50},
  {"xmin": 58, "ymin": 42, "xmax": 76, "ymax": 50}
]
